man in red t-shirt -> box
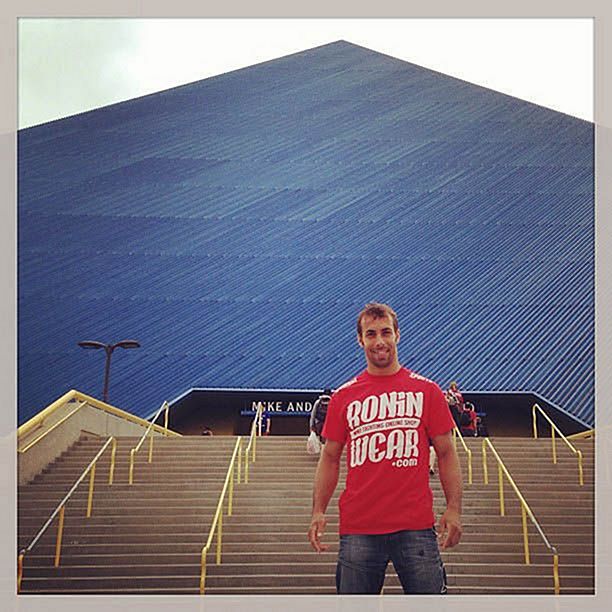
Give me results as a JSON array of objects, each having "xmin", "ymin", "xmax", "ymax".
[{"xmin": 307, "ymin": 302, "xmax": 463, "ymax": 594}]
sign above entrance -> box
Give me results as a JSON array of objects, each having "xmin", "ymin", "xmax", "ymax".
[{"xmin": 242, "ymin": 399, "xmax": 314, "ymax": 416}]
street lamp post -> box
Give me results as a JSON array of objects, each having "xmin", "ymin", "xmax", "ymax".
[{"xmin": 78, "ymin": 339, "xmax": 141, "ymax": 403}]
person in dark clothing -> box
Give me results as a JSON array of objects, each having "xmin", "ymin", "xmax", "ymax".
[
  {"xmin": 310, "ymin": 389, "xmax": 332, "ymax": 443},
  {"xmin": 459, "ymin": 402, "xmax": 478, "ymax": 437},
  {"xmin": 445, "ymin": 381, "xmax": 464, "ymax": 427},
  {"xmin": 259, "ymin": 410, "xmax": 271, "ymax": 435}
]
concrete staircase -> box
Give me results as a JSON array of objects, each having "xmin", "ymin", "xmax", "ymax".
[
  {"xmin": 201, "ymin": 435, "xmax": 594, "ymax": 595},
  {"xmin": 18, "ymin": 435, "xmax": 237, "ymax": 594},
  {"xmin": 17, "ymin": 434, "xmax": 594, "ymax": 595}
]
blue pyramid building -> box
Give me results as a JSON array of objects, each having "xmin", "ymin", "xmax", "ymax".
[{"xmin": 18, "ymin": 41, "xmax": 594, "ymax": 426}]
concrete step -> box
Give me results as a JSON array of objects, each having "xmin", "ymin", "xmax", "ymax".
[
  {"xmin": 22, "ymin": 539, "xmax": 593, "ymax": 557},
  {"xmin": 18, "ymin": 487, "xmax": 594, "ymax": 507},
  {"xmin": 17, "ymin": 522, "xmax": 594, "ymax": 546},
  {"xmin": 25, "ymin": 461, "xmax": 595, "ymax": 478},
  {"xmin": 252, "ymin": 444, "xmax": 594, "ymax": 453},
  {"xmin": 64, "ymin": 438, "xmax": 239, "ymax": 446},
  {"xmin": 17, "ymin": 584, "xmax": 594, "ymax": 595},
  {"xmin": 64, "ymin": 442, "xmax": 595, "ymax": 456},
  {"xmin": 49, "ymin": 453, "xmax": 244, "ymax": 462},
  {"xmin": 19, "ymin": 487, "xmax": 223, "ymax": 500},
  {"xmin": 19, "ymin": 523, "xmax": 215, "ymax": 541},
  {"xmin": 19, "ymin": 505, "xmax": 593, "ymax": 532},
  {"xmin": 17, "ymin": 434, "xmax": 594, "ymax": 595},
  {"xmin": 17, "ymin": 510, "xmax": 596, "ymax": 530},
  {"xmin": 450, "ymin": 585, "xmax": 593, "ymax": 595},
  {"xmin": 16, "ymin": 503, "xmax": 593, "ymax": 521},
  {"xmin": 22, "ymin": 560, "xmax": 594, "ymax": 579},
  {"xmin": 19, "ymin": 571, "xmax": 593, "ymax": 592},
  {"xmin": 40, "ymin": 463, "xmax": 244, "ymax": 473},
  {"xmin": 28, "ymin": 473, "xmax": 236, "ymax": 485},
  {"xmin": 19, "ymin": 498, "xmax": 593, "ymax": 516},
  {"xmin": 18, "ymin": 531, "xmax": 594, "ymax": 548},
  {"xmin": 19, "ymin": 509, "xmax": 223, "ymax": 522},
  {"xmin": 22, "ymin": 550, "xmax": 594, "ymax": 567}
]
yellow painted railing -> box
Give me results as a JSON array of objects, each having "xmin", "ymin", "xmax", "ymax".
[
  {"xmin": 532, "ymin": 404, "xmax": 584, "ymax": 485},
  {"xmin": 128, "ymin": 401, "xmax": 170, "ymax": 485},
  {"xmin": 452, "ymin": 427, "xmax": 473, "ymax": 485},
  {"xmin": 17, "ymin": 389, "xmax": 179, "ymax": 447},
  {"xmin": 243, "ymin": 402, "xmax": 263, "ymax": 484},
  {"xmin": 18, "ymin": 401, "xmax": 88, "ymax": 453},
  {"xmin": 199, "ymin": 406, "xmax": 264, "ymax": 593},
  {"xmin": 482, "ymin": 438, "xmax": 560, "ymax": 595},
  {"xmin": 567, "ymin": 429, "xmax": 595, "ymax": 441},
  {"xmin": 17, "ymin": 436, "xmax": 117, "ymax": 593},
  {"xmin": 199, "ymin": 437, "xmax": 243, "ymax": 594}
]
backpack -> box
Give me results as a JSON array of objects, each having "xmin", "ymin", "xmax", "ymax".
[{"xmin": 459, "ymin": 410, "xmax": 471, "ymax": 427}]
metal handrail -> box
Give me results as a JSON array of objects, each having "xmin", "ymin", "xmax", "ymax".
[
  {"xmin": 18, "ymin": 401, "xmax": 87, "ymax": 453},
  {"xmin": 17, "ymin": 389, "xmax": 179, "ymax": 440},
  {"xmin": 532, "ymin": 404, "xmax": 584, "ymax": 485},
  {"xmin": 567, "ymin": 428, "xmax": 595, "ymax": 441},
  {"xmin": 199, "ymin": 437, "xmax": 243, "ymax": 594},
  {"xmin": 244, "ymin": 402, "xmax": 264, "ymax": 484},
  {"xmin": 17, "ymin": 436, "xmax": 117, "ymax": 593},
  {"xmin": 482, "ymin": 438, "xmax": 560, "ymax": 594},
  {"xmin": 128, "ymin": 401, "xmax": 169, "ymax": 485},
  {"xmin": 452, "ymin": 427, "xmax": 473, "ymax": 485}
]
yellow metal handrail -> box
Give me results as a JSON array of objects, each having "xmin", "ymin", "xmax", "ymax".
[
  {"xmin": 452, "ymin": 427, "xmax": 473, "ymax": 485},
  {"xmin": 199, "ymin": 437, "xmax": 243, "ymax": 594},
  {"xmin": 18, "ymin": 401, "xmax": 87, "ymax": 453},
  {"xmin": 128, "ymin": 400, "xmax": 170, "ymax": 485},
  {"xmin": 17, "ymin": 436, "xmax": 117, "ymax": 593},
  {"xmin": 243, "ymin": 402, "xmax": 263, "ymax": 484},
  {"xmin": 17, "ymin": 389, "xmax": 179, "ymax": 441},
  {"xmin": 532, "ymin": 404, "xmax": 584, "ymax": 485},
  {"xmin": 567, "ymin": 428, "xmax": 595, "ymax": 441},
  {"xmin": 482, "ymin": 438, "xmax": 560, "ymax": 594}
]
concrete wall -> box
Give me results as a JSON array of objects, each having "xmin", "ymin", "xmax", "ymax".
[{"xmin": 18, "ymin": 402, "xmax": 166, "ymax": 486}]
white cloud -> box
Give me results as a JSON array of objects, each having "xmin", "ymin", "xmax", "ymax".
[{"xmin": 18, "ymin": 18, "xmax": 593, "ymax": 128}]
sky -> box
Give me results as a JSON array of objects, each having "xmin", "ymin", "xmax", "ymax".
[{"xmin": 18, "ymin": 17, "xmax": 593, "ymax": 129}]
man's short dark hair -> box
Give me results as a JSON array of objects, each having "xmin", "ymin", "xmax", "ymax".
[{"xmin": 356, "ymin": 303, "xmax": 399, "ymax": 339}]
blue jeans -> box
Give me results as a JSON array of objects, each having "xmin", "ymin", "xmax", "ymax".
[{"xmin": 336, "ymin": 528, "xmax": 447, "ymax": 594}]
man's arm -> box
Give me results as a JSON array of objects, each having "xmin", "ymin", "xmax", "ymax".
[
  {"xmin": 308, "ymin": 439, "xmax": 343, "ymax": 552},
  {"xmin": 431, "ymin": 431, "xmax": 463, "ymax": 549}
]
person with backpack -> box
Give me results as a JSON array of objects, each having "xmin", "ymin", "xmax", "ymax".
[
  {"xmin": 310, "ymin": 388, "xmax": 332, "ymax": 442},
  {"xmin": 307, "ymin": 389, "xmax": 332, "ymax": 455},
  {"xmin": 459, "ymin": 402, "xmax": 478, "ymax": 436}
]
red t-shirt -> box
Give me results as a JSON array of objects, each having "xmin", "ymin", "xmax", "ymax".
[
  {"xmin": 322, "ymin": 367, "xmax": 455, "ymax": 535},
  {"xmin": 461, "ymin": 408, "xmax": 477, "ymax": 432}
]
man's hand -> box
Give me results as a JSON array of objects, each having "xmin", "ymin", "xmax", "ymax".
[
  {"xmin": 437, "ymin": 508, "xmax": 462, "ymax": 549},
  {"xmin": 308, "ymin": 512, "xmax": 329, "ymax": 552},
  {"xmin": 432, "ymin": 430, "xmax": 462, "ymax": 550},
  {"xmin": 309, "ymin": 440, "xmax": 342, "ymax": 553}
]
